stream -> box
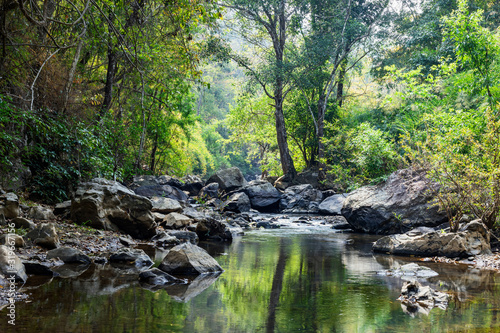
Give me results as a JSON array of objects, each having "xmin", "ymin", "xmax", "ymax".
[{"xmin": 2, "ymin": 214, "xmax": 500, "ymax": 332}]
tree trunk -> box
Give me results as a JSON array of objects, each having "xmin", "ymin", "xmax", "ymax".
[
  {"xmin": 317, "ymin": 94, "xmax": 326, "ymax": 180},
  {"xmin": 336, "ymin": 57, "xmax": 348, "ymax": 108},
  {"xmin": 63, "ymin": 33, "xmax": 85, "ymax": 112},
  {"xmin": 101, "ymin": 45, "xmax": 117, "ymax": 117}
]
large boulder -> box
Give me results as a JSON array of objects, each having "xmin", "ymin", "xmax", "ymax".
[
  {"xmin": 164, "ymin": 213, "xmax": 192, "ymax": 229},
  {"xmin": 134, "ymin": 184, "xmax": 188, "ymax": 202},
  {"xmin": 243, "ymin": 180, "xmax": 281, "ymax": 211},
  {"xmin": 223, "ymin": 192, "xmax": 251, "ymax": 213},
  {"xmin": 198, "ymin": 183, "xmax": 219, "ymax": 199},
  {"xmin": 318, "ymin": 194, "xmax": 347, "ymax": 215},
  {"xmin": 71, "ymin": 178, "xmax": 156, "ymax": 239},
  {"xmin": 158, "ymin": 243, "xmax": 223, "ymax": 275},
  {"xmin": 151, "ymin": 196, "xmax": 182, "ymax": 214},
  {"xmin": 373, "ymin": 220, "xmax": 491, "ymax": 258},
  {"xmin": 207, "ymin": 167, "xmax": 247, "ymax": 192},
  {"xmin": 0, "ymin": 245, "xmax": 27, "ymax": 282},
  {"xmin": 25, "ymin": 223, "xmax": 60, "ymax": 249},
  {"xmin": 280, "ymin": 184, "xmax": 323, "ymax": 213},
  {"xmin": 342, "ymin": 168, "xmax": 448, "ymax": 234},
  {"xmin": 0, "ymin": 193, "xmax": 19, "ymax": 219},
  {"xmin": 195, "ymin": 218, "xmax": 233, "ymax": 241}
]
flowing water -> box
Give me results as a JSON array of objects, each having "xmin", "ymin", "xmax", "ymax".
[{"xmin": 2, "ymin": 216, "xmax": 500, "ymax": 332}]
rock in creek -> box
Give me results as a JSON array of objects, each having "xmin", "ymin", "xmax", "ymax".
[
  {"xmin": 167, "ymin": 230, "xmax": 199, "ymax": 244},
  {"xmin": 223, "ymin": 192, "xmax": 251, "ymax": 213},
  {"xmin": 195, "ymin": 218, "xmax": 232, "ymax": 241},
  {"xmin": 71, "ymin": 178, "xmax": 157, "ymax": 239},
  {"xmin": 109, "ymin": 248, "xmax": 153, "ymax": 268},
  {"xmin": 139, "ymin": 268, "xmax": 188, "ymax": 286},
  {"xmin": 318, "ymin": 194, "xmax": 347, "ymax": 215},
  {"xmin": 398, "ymin": 280, "xmax": 449, "ymax": 316},
  {"xmin": 280, "ymin": 184, "xmax": 323, "ymax": 213},
  {"xmin": 46, "ymin": 247, "xmax": 91, "ymax": 264},
  {"xmin": 207, "ymin": 167, "xmax": 247, "ymax": 192},
  {"xmin": 0, "ymin": 245, "xmax": 27, "ymax": 282},
  {"xmin": 151, "ymin": 232, "xmax": 181, "ymax": 247},
  {"xmin": 24, "ymin": 223, "xmax": 60, "ymax": 249},
  {"xmin": 373, "ymin": 220, "xmax": 491, "ymax": 258},
  {"xmin": 342, "ymin": 168, "xmax": 448, "ymax": 234},
  {"xmin": 243, "ymin": 180, "xmax": 281, "ymax": 211},
  {"xmin": 159, "ymin": 243, "xmax": 223, "ymax": 275}
]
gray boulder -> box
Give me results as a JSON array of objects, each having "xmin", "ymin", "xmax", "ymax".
[
  {"xmin": 195, "ymin": 218, "xmax": 233, "ymax": 241},
  {"xmin": 318, "ymin": 194, "xmax": 347, "ymax": 215},
  {"xmin": 223, "ymin": 192, "xmax": 251, "ymax": 213},
  {"xmin": 157, "ymin": 175, "xmax": 184, "ymax": 189},
  {"xmin": 280, "ymin": 184, "xmax": 323, "ymax": 213},
  {"xmin": 131, "ymin": 175, "xmax": 159, "ymax": 189},
  {"xmin": 71, "ymin": 178, "xmax": 156, "ymax": 239},
  {"xmin": 134, "ymin": 184, "xmax": 188, "ymax": 202},
  {"xmin": 159, "ymin": 243, "xmax": 223, "ymax": 275},
  {"xmin": 46, "ymin": 247, "xmax": 91, "ymax": 264},
  {"xmin": 198, "ymin": 182, "xmax": 219, "ymax": 199},
  {"xmin": 109, "ymin": 248, "xmax": 153, "ymax": 267},
  {"xmin": 181, "ymin": 175, "xmax": 204, "ymax": 196},
  {"xmin": 398, "ymin": 280, "xmax": 449, "ymax": 316},
  {"xmin": 28, "ymin": 206, "xmax": 56, "ymax": 220},
  {"xmin": 151, "ymin": 232, "xmax": 181, "ymax": 247},
  {"xmin": 167, "ymin": 230, "xmax": 199, "ymax": 244},
  {"xmin": 243, "ymin": 180, "xmax": 281, "ymax": 211},
  {"xmin": 151, "ymin": 196, "xmax": 182, "ymax": 214},
  {"xmin": 164, "ymin": 212, "xmax": 192, "ymax": 229},
  {"xmin": 25, "ymin": 223, "xmax": 60, "ymax": 249},
  {"xmin": 207, "ymin": 167, "xmax": 247, "ymax": 192},
  {"xmin": 0, "ymin": 245, "xmax": 27, "ymax": 282},
  {"xmin": 342, "ymin": 168, "xmax": 448, "ymax": 234},
  {"xmin": 373, "ymin": 220, "xmax": 491, "ymax": 258},
  {"xmin": 0, "ymin": 193, "xmax": 19, "ymax": 219}
]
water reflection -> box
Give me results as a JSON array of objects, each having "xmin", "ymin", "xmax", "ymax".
[{"xmin": 2, "ymin": 224, "xmax": 500, "ymax": 332}]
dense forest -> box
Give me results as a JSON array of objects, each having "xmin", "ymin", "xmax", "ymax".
[{"xmin": 0, "ymin": 0, "xmax": 499, "ymax": 229}]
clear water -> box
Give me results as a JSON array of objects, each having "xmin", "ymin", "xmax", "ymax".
[{"xmin": 2, "ymin": 219, "xmax": 500, "ymax": 332}]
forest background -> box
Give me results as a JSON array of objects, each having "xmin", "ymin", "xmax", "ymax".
[{"xmin": 1, "ymin": 0, "xmax": 499, "ymax": 229}]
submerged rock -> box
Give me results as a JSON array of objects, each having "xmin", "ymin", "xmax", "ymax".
[
  {"xmin": 373, "ymin": 220, "xmax": 491, "ymax": 258},
  {"xmin": 159, "ymin": 243, "xmax": 223, "ymax": 275},
  {"xmin": 139, "ymin": 268, "xmax": 188, "ymax": 287},
  {"xmin": 398, "ymin": 280, "xmax": 449, "ymax": 316},
  {"xmin": 342, "ymin": 168, "xmax": 448, "ymax": 234},
  {"xmin": 380, "ymin": 263, "xmax": 439, "ymax": 279},
  {"xmin": 164, "ymin": 273, "xmax": 221, "ymax": 302}
]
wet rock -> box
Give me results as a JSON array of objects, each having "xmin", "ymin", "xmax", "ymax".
[
  {"xmin": 398, "ymin": 280, "xmax": 449, "ymax": 316},
  {"xmin": 71, "ymin": 178, "xmax": 157, "ymax": 239},
  {"xmin": 25, "ymin": 223, "xmax": 60, "ymax": 249},
  {"xmin": 109, "ymin": 248, "xmax": 153, "ymax": 267},
  {"xmin": 0, "ymin": 245, "xmax": 27, "ymax": 282},
  {"xmin": 168, "ymin": 230, "xmax": 199, "ymax": 244},
  {"xmin": 243, "ymin": 180, "xmax": 281, "ymax": 211},
  {"xmin": 0, "ymin": 234, "xmax": 25, "ymax": 247},
  {"xmin": 164, "ymin": 273, "xmax": 221, "ymax": 302},
  {"xmin": 207, "ymin": 167, "xmax": 247, "ymax": 192},
  {"xmin": 164, "ymin": 212, "xmax": 192, "ymax": 229},
  {"xmin": 159, "ymin": 243, "xmax": 223, "ymax": 275},
  {"xmin": 198, "ymin": 182, "xmax": 219, "ymax": 199},
  {"xmin": 47, "ymin": 247, "xmax": 91, "ymax": 264},
  {"xmin": 152, "ymin": 232, "xmax": 181, "ymax": 247},
  {"xmin": 0, "ymin": 193, "xmax": 19, "ymax": 219},
  {"xmin": 23, "ymin": 259, "xmax": 63, "ymax": 276},
  {"xmin": 373, "ymin": 220, "xmax": 491, "ymax": 258},
  {"xmin": 139, "ymin": 268, "xmax": 188, "ymax": 286},
  {"xmin": 195, "ymin": 218, "xmax": 232, "ymax": 241},
  {"xmin": 380, "ymin": 263, "xmax": 439, "ymax": 279},
  {"xmin": 12, "ymin": 217, "xmax": 35, "ymax": 230},
  {"xmin": 342, "ymin": 168, "xmax": 448, "ymax": 234},
  {"xmin": 54, "ymin": 200, "xmax": 72, "ymax": 216},
  {"xmin": 134, "ymin": 184, "xmax": 188, "ymax": 202},
  {"xmin": 51, "ymin": 263, "xmax": 89, "ymax": 278},
  {"xmin": 318, "ymin": 194, "xmax": 347, "ymax": 215},
  {"xmin": 151, "ymin": 196, "xmax": 182, "ymax": 214},
  {"xmin": 223, "ymin": 192, "xmax": 251, "ymax": 213},
  {"xmin": 28, "ymin": 206, "xmax": 56, "ymax": 220},
  {"xmin": 255, "ymin": 221, "xmax": 280, "ymax": 229},
  {"xmin": 280, "ymin": 184, "xmax": 323, "ymax": 213}
]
